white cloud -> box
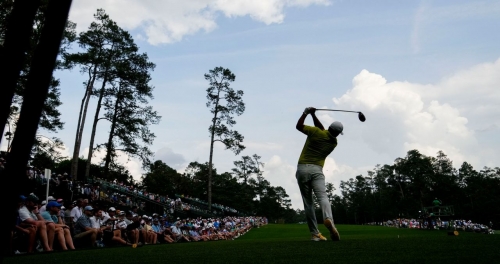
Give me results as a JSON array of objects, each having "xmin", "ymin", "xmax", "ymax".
[
  {"xmin": 262, "ymin": 155, "xmax": 301, "ymax": 208},
  {"xmin": 68, "ymin": 0, "xmax": 331, "ymax": 45},
  {"xmin": 332, "ymin": 58, "xmax": 500, "ymax": 169},
  {"xmin": 155, "ymin": 147, "xmax": 187, "ymax": 170},
  {"xmin": 80, "ymin": 147, "xmax": 144, "ymax": 181}
]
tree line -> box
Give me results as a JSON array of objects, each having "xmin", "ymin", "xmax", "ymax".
[
  {"xmin": 1, "ymin": 5, "xmax": 160, "ymax": 182},
  {"xmin": 141, "ymin": 157, "xmax": 297, "ymax": 222},
  {"xmin": 328, "ymin": 150, "xmax": 500, "ymax": 226}
]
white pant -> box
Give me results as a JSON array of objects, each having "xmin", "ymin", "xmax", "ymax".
[{"xmin": 296, "ymin": 164, "xmax": 333, "ymax": 235}]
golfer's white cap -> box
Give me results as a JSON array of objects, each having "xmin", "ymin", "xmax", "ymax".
[{"xmin": 328, "ymin": 121, "xmax": 343, "ymax": 135}]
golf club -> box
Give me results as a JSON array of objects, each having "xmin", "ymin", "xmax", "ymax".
[{"xmin": 316, "ymin": 109, "xmax": 366, "ymax": 122}]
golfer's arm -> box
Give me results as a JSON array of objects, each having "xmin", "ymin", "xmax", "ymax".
[
  {"xmin": 296, "ymin": 113, "xmax": 307, "ymax": 132},
  {"xmin": 311, "ymin": 113, "xmax": 324, "ymax": 130}
]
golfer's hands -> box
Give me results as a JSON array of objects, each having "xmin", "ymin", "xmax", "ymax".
[
  {"xmin": 303, "ymin": 107, "xmax": 316, "ymax": 115},
  {"xmin": 303, "ymin": 107, "xmax": 312, "ymax": 115}
]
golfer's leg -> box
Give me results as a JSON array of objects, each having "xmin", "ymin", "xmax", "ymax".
[
  {"xmin": 311, "ymin": 166, "xmax": 333, "ymax": 221},
  {"xmin": 296, "ymin": 165, "xmax": 319, "ymax": 235}
]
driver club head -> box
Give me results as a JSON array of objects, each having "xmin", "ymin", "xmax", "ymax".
[{"xmin": 358, "ymin": 112, "xmax": 366, "ymax": 122}]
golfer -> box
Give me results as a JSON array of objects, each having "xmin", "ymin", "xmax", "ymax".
[{"xmin": 296, "ymin": 107, "xmax": 341, "ymax": 241}]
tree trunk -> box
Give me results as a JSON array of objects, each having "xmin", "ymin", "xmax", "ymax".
[
  {"xmin": 70, "ymin": 89, "xmax": 87, "ymax": 179},
  {"xmin": 207, "ymin": 89, "xmax": 220, "ymax": 211},
  {"xmin": 103, "ymin": 87, "xmax": 121, "ymax": 177},
  {"xmin": 208, "ymin": 119, "xmax": 216, "ymax": 211},
  {"xmin": 71, "ymin": 65, "xmax": 98, "ymax": 180},
  {"xmin": 84, "ymin": 69, "xmax": 109, "ymax": 180}
]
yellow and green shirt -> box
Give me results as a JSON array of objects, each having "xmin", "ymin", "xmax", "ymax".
[{"xmin": 298, "ymin": 125, "xmax": 337, "ymax": 167}]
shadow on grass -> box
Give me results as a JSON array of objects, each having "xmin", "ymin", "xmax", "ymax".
[{"xmin": 4, "ymin": 224, "xmax": 500, "ymax": 263}]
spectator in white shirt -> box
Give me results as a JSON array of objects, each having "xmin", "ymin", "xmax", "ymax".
[
  {"xmin": 171, "ymin": 221, "xmax": 190, "ymax": 242},
  {"xmin": 39, "ymin": 196, "xmax": 56, "ymax": 213},
  {"xmin": 18, "ymin": 195, "xmax": 55, "ymax": 252},
  {"xmin": 70, "ymin": 199, "xmax": 83, "ymax": 223}
]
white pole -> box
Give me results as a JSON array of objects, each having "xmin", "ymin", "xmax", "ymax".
[{"xmin": 45, "ymin": 169, "xmax": 51, "ymax": 204}]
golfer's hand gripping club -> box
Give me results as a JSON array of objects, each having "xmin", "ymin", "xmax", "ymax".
[
  {"xmin": 303, "ymin": 107, "xmax": 317, "ymax": 115},
  {"xmin": 303, "ymin": 107, "xmax": 311, "ymax": 115}
]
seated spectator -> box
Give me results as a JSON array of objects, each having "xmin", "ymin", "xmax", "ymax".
[
  {"xmin": 89, "ymin": 209, "xmax": 107, "ymax": 247},
  {"xmin": 39, "ymin": 196, "xmax": 56, "ymax": 213},
  {"xmin": 73, "ymin": 206, "xmax": 98, "ymax": 247},
  {"xmin": 171, "ymin": 221, "xmax": 190, "ymax": 242},
  {"xmin": 162, "ymin": 225, "xmax": 177, "ymax": 243},
  {"xmin": 14, "ymin": 195, "xmax": 37, "ymax": 253},
  {"xmin": 144, "ymin": 218, "xmax": 157, "ymax": 244},
  {"xmin": 70, "ymin": 199, "xmax": 83, "ymax": 224},
  {"xmin": 18, "ymin": 194, "xmax": 54, "ymax": 252},
  {"xmin": 196, "ymin": 227, "xmax": 209, "ymax": 241},
  {"xmin": 152, "ymin": 218, "xmax": 173, "ymax": 243},
  {"xmin": 124, "ymin": 212, "xmax": 141, "ymax": 245},
  {"xmin": 188, "ymin": 226, "xmax": 201, "ymax": 242},
  {"xmin": 138, "ymin": 215, "xmax": 149, "ymax": 244},
  {"xmin": 41, "ymin": 201, "xmax": 75, "ymax": 250},
  {"xmin": 102, "ymin": 210, "xmax": 133, "ymax": 247},
  {"xmin": 200, "ymin": 227, "xmax": 212, "ymax": 241}
]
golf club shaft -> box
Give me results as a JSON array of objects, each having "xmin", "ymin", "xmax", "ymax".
[{"xmin": 315, "ymin": 109, "xmax": 360, "ymax": 113}]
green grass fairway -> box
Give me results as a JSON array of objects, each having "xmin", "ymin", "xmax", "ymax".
[{"xmin": 4, "ymin": 224, "xmax": 500, "ymax": 263}]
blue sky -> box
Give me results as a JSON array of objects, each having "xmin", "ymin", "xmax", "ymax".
[{"xmin": 3, "ymin": 0, "xmax": 500, "ymax": 209}]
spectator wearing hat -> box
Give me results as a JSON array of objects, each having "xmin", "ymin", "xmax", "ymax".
[
  {"xmin": 73, "ymin": 206, "xmax": 98, "ymax": 247},
  {"xmin": 144, "ymin": 218, "xmax": 157, "ymax": 244},
  {"xmin": 171, "ymin": 221, "xmax": 190, "ymax": 242},
  {"xmin": 14, "ymin": 195, "xmax": 37, "ymax": 253},
  {"xmin": 103, "ymin": 209, "xmax": 134, "ymax": 246},
  {"xmin": 39, "ymin": 196, "xmax": 56, "ymax": 213},
  {"xmin": 102, "ymin": 207, "xmax": 116, "ymax": 223},
  {"xmin": 152, "ymin": 218, "xmax": 173, "ymax": 244},
  {"xmin": 41, "ymin": 201, "xmax": 75, "ymax": 250},
  {"xmin": 137, "ymin": 215, "xmax": 149, "ymax": 244},
  {"xmin": 162, "ymin": 225, "xmax": 177, "ymax": 243},
  {"xmin": 70, "ymin": 199, "xmax": 83, "ymax": 224},
  {"xmin": 124, "ymin": 211, "xmax": 141, "ymax": 245},
  {"xmin": 18, "ymin": 195, "xmax": 54, "ymax": 252}
]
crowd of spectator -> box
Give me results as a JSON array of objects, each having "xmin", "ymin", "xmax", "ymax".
[
  {"xmin": 12, "ymin": 192, "xmax": 268, "ymax": 255},
  {"xmin": 97, "ymin": 179, "xmax": 242, "ymax": 216},
  {"xmin": 9, "ymin": 167, "xmax": 268, "ymax": 255},
  {"xmin": 366, "ymin": 218, "xmax": 495, "ymax": 234}
]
